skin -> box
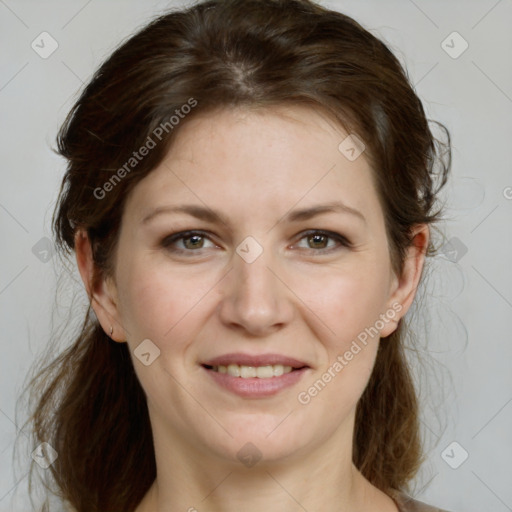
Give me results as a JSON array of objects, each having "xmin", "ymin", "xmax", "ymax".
[{"xmin": 75, "ymin": 105, "xmax": 428, "ymax": 512}]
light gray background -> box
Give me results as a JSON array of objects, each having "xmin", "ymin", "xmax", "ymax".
[{"xmin": 1, "ymin": 0, "xmax": 511, "ymax": 511}]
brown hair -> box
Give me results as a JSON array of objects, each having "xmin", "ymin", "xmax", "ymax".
[{"xmin": 25, "ymin": 0, "xmax": 450, "ymax": 510}]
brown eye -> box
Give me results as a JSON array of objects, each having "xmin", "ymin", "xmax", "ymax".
[
  {"xmin": 182, "ymin": 234, "xmax": 205, "ymax": 249},
  {"xmin": 307, "ymin": 233, "xmax": 329, "ymax": 249},
  {"xmin": 295, "ymin": 230, "xmax": 351, "ymax": 253},
  {"xmin": 161, "ymin": 231, "xmax": 216, "ymax": 253}
]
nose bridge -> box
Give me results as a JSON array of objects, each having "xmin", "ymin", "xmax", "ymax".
[
  {"xmin": 218, "ymin": 237, "xmax": 291, "ymax": 334},
  {"xmin": 235, "ymin": 242, "xmax": 278, "ymax": 311},
  {"xmin": 237, "ymin": 248, "xmax": 274, "ymax": 299}
]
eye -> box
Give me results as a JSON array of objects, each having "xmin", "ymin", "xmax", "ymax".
[
  {"xmin": 293, "ymin": 230, "xmax": 351, "ymax": 253},
  {"xmin": 161, "ymin": 231, "xmax": 217, "ymax": 253},
  {"xmin": 161, "ymin": 229, "xmax": 351, "ymax": 256}
]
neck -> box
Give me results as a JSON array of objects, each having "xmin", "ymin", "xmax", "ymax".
[
  {"xmin": 135, "ymin": 412, "xmax": 391, "ymax": 512},
  {"xmin": 141, "ymin": 462, "xmax": 362, "ymax": 512}
]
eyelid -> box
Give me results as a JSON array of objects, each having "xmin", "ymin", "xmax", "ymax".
[
  {"xmin": 291, "ymin": 229, "xmax": 352, "ymax": 252},
  {"xmin": 161, "ymin": 230, "xmax": 218, "ymax": 251}
]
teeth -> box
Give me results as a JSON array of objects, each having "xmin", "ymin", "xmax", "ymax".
[
  {"xmin": 227, "ymin": 364, "xmax": 240, "ymax": 377},
  {"xmin": 241, "ymin": 365, "xmax": 257, "ymax": 378},
  {"xmin": 214, "ymin": 364, "xmax": 294, "ymax": 378},
  {"xmin": 256, "ymin": 366, "xmax": 273, "ymax": 378}
]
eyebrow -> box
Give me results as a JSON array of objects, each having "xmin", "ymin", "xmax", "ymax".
[{"xmin": 141, "ymin": 201, "xmax": 366, "ymax": 226}]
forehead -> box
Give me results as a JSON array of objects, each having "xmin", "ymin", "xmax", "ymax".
[{"xmin": 124, "ymin": 105, "xmax": 380, "ymax": 224}]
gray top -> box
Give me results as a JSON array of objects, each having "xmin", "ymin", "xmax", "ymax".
[{"xmin": 393, "ymin": 492, "xmax": 452, "ymax": 512}]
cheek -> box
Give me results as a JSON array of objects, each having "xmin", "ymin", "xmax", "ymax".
[
  {"xmin": 294, "ymin": 269, "xmax": 385, "ymax": 425},
  {"xmin": 292, "ymin": 260, "xmax": 392, "ymax": 344},
  {"xmin": 116, "ymin": 258, "xmax": 210, "ymax": 344}
]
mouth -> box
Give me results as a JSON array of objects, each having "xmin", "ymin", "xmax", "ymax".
[{"xmin": 201, "ymin": 353, "xmax": 310, "ymax": 397}]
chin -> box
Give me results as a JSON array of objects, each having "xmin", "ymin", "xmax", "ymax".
[{"xmin": 202, "ymin": 415, "xmax": 310, "ymax": 466}]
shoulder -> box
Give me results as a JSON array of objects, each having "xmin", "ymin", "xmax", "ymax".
[{"xmin": 393, "ymin": 492, "xmax": 453, "ymax": 512}]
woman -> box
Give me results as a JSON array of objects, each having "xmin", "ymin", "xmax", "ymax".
[{"xmin": 28, "ymin": 0, "xmax": 452, "ymax": 510}]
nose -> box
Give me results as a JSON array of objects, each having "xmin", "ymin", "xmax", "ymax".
[{"xmin": 217, "ymin": 245, "xmax": 294, "ymax": 337}]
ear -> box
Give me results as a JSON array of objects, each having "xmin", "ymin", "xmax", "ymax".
[
  {"xmin": 380, "ymin": 224, "xmax": 429, "ymax": 338},
  {"xmin": 74, "ymin": 229, "xmax": 127, "ymax": 343}
]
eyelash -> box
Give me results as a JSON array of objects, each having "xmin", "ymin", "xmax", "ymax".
[{"xmin": 160, "ymin": 229, "xmax": 352, "ymax": 256}]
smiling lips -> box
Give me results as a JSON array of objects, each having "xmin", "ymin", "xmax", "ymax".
[{"xmin": 202, "ymin": 353, "xmax": 310, "ymax": 397}]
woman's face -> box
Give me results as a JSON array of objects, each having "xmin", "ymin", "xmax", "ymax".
[{"xmin": 94, "ymin": 106, "xmax": 422, "ymax": 466}]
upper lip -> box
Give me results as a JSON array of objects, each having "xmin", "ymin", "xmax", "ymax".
[{"xmin": 202, "ymin": 353, "xmax": 309, "ymax": 368}]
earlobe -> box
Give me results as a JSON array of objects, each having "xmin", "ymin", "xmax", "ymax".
[
  {"xmin": 74, "ymin": 229, "xmax": 127, "ymax": 343},
  {"xmin": 380, "ymin": 224, "xmax": 429, "ymax": 338}
]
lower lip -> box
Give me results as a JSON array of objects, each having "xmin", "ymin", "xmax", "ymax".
[{"xmin": 203, "ymin": 366, "xmax": 309, "ymax": 398}]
